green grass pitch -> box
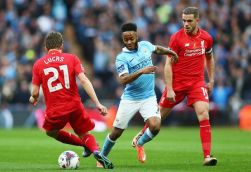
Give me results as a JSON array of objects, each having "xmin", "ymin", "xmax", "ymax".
[{"xmin": 0, "ymin": 127, "xmax": 251, "ymax": 172}]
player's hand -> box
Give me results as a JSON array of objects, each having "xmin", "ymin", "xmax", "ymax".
[
  {"xmin": 96, "ymin": 103, "xmax": 108, "ymax": 116},
  {"xmin": 170, "ymin": 52, "xmax": 178, "ymax": 64},
  {"xmin": 140, "ymin": 66, "xmax": 158, "ymax": 74},
  {"xmin": 29, "ymin": 96, "xmax": 38, "ymax": 106},
  {"xmin": 166, "ymin": 89, "xmax": 176, "ymax": 102},
  {"xmin": 207, "ymin": 81, "xmax": 214, "ymax": 95}
]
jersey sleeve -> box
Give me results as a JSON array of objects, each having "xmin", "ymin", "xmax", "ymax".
[
  {"xmin": 115, "ymin": 55, "xmax": 129, "ymax": 77},
  {"xmin": 74, "ymin": 55, "xmax": 84, "ymax": 75},
  {"xmin": 32, "ymin": 62, "xmax": 41, "ymax": 86},
  {"xmin": 168, "ymin": 34, "xmax": 178, "ymax": 53},
  {"xmin": 205, "ymin": 34, "xmax": 213, "ymax": 54}
]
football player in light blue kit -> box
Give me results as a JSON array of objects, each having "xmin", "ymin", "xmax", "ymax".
[{"xmin": 99, "ymin": 23, "xmax": 178, "ymax": 166}]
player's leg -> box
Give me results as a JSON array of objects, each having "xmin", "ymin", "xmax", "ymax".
[
  {"xmin": 132, "ymin": 88, "xmax": 179, "ymax": 147},
  {"xmin": 188, "ymin": 83, "xmax": 217, "ymax": 166},
  {"xmin": 193, "ymin": 101, "xmax": 217, "ymax": 166},
  {"xmin": 187, "ymin": 82, "xmax": 216, "ymax": 166},
  {"xmin": 70, "ymin": 108, "xmax": 99, "ymax": 154},
  {"xmin": 137, "ymin": 96, "xmax": 161, "ymax": 147},
  {"xmin": 43, "ymin": 115, "xmax": 84, "ymax": 146},
  {"xmin": 100, "ymin": 99, "xmax": 139, "ymax": 156},
  {"xmin": 100, "ymin": 127, "xmax": 124, "ymax": 156},
  {"xmin": 136, "ymin": 116, "xmax": 160, "ymax": 145},
  {"xmin": 131, "ymin": 107, "xmax": 172, "ymax": 147},
  {"xmin": 70, "ymin": 107, "xmax": 97, "ymax": 154},
  {"xmin": 46, "ymin": 130, "xmax": 85, "ymax": 146},
  {"xmin": 132, "ymin": 97, "xmax": 160, "ymax": 163},
  {"xmin": 134, "ymin": 116, "xmax": 160, "ymax": 163},
  {"xmin": 132, "ymin": 107, "xmax": 172, "ymax": 147},
  {"xmin": 71, "ymin": 107, "xmax": 113, "ymax": 169}
]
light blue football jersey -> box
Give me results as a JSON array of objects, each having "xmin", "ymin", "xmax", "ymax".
[{"xmin": 115, "ymin": 41, "xmax": 156, "ymax": 100}]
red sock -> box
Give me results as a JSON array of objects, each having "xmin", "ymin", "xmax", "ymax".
[
  {"xmin": 142, "ymin": 123, "xmax": 149, "ymax": 133},
  {"xmin": 82, "ymin": 134, "xmax": 99, "ymax": 152},
  {"xmin": 56, "ymin": 130, "xmax": 83, "ymax": 146},
  {"xmin": 199, "ymin": 120, "xmax": 211, "ymax": 158}
]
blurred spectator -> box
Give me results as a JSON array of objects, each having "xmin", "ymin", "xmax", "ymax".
[
  {"xmin": 241, "ymin": 57, "xmax": 251, "ymax": 101},
  {"xmin": 0, "ymin": 105, "xmax": 13, "ymax": 129},
  {"xmin": 211, "ymin": 77, "xmax": 233, "ymax": 111}
]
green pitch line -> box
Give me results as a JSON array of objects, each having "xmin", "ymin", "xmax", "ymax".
[{"xmin": 0, "ymin": 127, "xmax": 250, "ymax": 172}]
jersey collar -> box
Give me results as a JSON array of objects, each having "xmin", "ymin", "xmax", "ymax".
[
  {"xmin": 48, "ymin": 49, "xmax": 62, "ymax": 55},
  {"xmin": 122, "ymin": 43, "xmax": 139, "ymax": 52},
  {"xmin": 184, "ymin": 28, "xmax": 201, "ymax": 38}
]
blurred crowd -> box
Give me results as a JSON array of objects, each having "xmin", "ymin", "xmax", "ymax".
[{"xmin": 0, "ymin": 0, "xmax": 251, "ymax": 123}]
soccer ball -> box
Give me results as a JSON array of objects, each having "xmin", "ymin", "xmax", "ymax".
[{"xmin": 58, "ymin": 150, "xmax": 80, "ymax": 169}]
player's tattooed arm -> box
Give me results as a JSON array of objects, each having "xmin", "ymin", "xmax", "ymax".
[
  {"xmin": 119, "ymin": 66, "xmax": 158, "ymax": 85},
  {"xmin": 154, "ymin": 45, "xmax": 178, "ymax": 63}
]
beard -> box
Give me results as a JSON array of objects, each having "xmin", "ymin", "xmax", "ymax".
[{"xmin": 184, "ymin": 26, "xmax": 196, "ymax": 34}]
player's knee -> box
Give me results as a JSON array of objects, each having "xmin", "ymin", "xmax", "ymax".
[{"xmin": 197, "ymin": 109, "xmax": 209, "ymax": 120}]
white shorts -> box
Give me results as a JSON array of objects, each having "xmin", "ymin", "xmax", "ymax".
[{"xmin": 113, "ymin": 96, "xmax": 161, "ymax": 129}]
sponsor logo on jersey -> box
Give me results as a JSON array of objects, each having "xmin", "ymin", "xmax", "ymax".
[{"xmin": 184, "ymin": 40, "xmax": 205, "ymax": 57}]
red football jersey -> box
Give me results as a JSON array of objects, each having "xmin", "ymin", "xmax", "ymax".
[
  {"xmin": 32, "ymin": 50, "xmax": 84, "ymax": 117},
  {"xmin": 168, "ymin": 28, "xmax": 213, "ymax": 91}
]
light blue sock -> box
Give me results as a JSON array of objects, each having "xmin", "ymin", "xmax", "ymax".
[
  {"xmin": 100, "ymin": 135, "xmax": 115, "ymax": 157},
  {"xmin": 137, "ymin": 128, "xmax": 155, "ymax": 146}
]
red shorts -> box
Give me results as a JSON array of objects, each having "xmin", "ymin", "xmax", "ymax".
[
  {"xmin": 159, "ymin": 82, "xmax": 209, "ymax": 108},
  {"xmin": 43, "ymin": 104, "xmax": 95, "ymax": 135}
]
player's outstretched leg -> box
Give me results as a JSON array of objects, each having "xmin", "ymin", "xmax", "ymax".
[
  {"xmin": 93, "ymin": 151, "xmax": 114, "ymax": 169},
  {"xmin": 203, "ymin": 155, "xmax": 217, "ymax": 166}
]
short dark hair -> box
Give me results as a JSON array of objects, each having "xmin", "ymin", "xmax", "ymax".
[
  {"xmin": 121, "ymin": 23, "xmax": 137, "ymax": 32},
  {"xmin": 45, "ymin": 32, "xmax": 63, "ymax": 50},
  {"xmin": 182, "ymin": 7, "xmax": 199, "ymax": 18}
]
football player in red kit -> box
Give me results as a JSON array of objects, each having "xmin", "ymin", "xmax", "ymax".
[
  {"xmin": 132, "ymin": 7, "xmax": 217, "ymax": 166},
  {"xmin": 29, "ymin": 32, "xmax": 113, "ymax": 169}
]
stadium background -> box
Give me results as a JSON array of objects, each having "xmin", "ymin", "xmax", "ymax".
[{"xmin": 0, "ymin": 0, "xmax": 251, "ymax": 130}]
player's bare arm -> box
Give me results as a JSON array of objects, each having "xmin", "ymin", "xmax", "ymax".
[
  {"xmin": 154, "ymin": 45, "xmax": 178, "ymax": 63},
  {"xmin": 205, "ymin": 52, "xmax": 215, "ymax": 95},
  {"xmin": 77, "ymin": 72, "xmax": 108, "ymax": 115},
  {"xmin": 29, "ymin": 84, "xmax": 40, "ymax": 106},
  {"xmin": 119, "ymin": 66, "xmax": 158, "ymax": 85},
  {"xmin": 164, "ymin": 58, "xmax": 176, "ymax": 102}
]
